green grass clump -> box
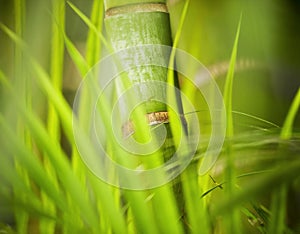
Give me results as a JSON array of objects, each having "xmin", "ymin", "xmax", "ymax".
[{"xmin": 0, "ymin": 0, "xmax": 300, "ymax": 233}]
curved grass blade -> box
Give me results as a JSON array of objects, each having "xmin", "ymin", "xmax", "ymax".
[
  {"xmin": 0, "ymin": 26, "xmax": 128, "ymax": 233},
  {"xmin": 281, "ymin": 88, "xmax": 300, "ymax": 140},
  {"xmin": 85, "ymin": 0, "xmax": 104, "ymax": 67},
  {"xmin": 67, "ymin": 1, "xmax": 111, "ymax": 51},
  {"xmin": 212, "ymin": 156, "xmax": 300, "ymax": 217},
  {"xmin": 0, "ymin": 77, "xmax": 101, "ymax": 232},
  {"xmin": 64, "ymin": 32, "xmax": 89, "ymax": 76}
]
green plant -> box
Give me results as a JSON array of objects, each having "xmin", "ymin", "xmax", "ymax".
[{"xmin": 0, "ymin": 0, "xmax": 299, "ymax": 233}]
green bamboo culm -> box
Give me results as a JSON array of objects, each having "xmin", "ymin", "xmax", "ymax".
[
  {"xmin": 104, "ymin": 1, "xmax": 179, "ymax": 168},
  {"xmin": 104, "ymin": 0, "xmax": 172, "ymax": 114},
  {"xmin": 104, "ymin": 0, "xmax": 186, "ymax": 232}
]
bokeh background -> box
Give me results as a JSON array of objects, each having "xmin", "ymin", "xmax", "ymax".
[
  {"xmin": 0, "ymin": 0, "xmax": 299, "ymax": 232},
  {"xmin": 1, "ymin": 0, "xmax": 299, "ymax": 125}
]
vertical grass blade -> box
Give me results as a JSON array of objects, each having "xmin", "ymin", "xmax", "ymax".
[
  {"xmin": 0, "ymin": 24, "xmax": 128, "ymax": 233},
  {"xmin": 40, "ymin": 0, "xmax": 66, "ymax": 233},
  {"xmin": 223, "ymin": 16, "xmax": 242, "ymax": 138},
  {"xmin": 85, "ymin": 0, "xmax": 104, "ymax": 68},
  {"xmin": 268, "ymin": 88, "xmax": 300, "ymax": 234},
  {"xmin": 67, "ymin": 1, "xmax": 110, "ymax": 50},
  {"xmin": 280, "ymin": 88, "xmax": 300, "ymax": 140},
  {"xmin": 222, "ymin": 14, "xmax": 242, "ymax": 234},
  {"xmin": 13, "ymin": 0, "xmax": 30, "ymax": 233},
  {"xmin": 167, "ymin": 1, "xmax": 210, "ymax": 232}
]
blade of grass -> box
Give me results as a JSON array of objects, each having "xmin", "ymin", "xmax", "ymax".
[
  {"xmin": 0, "ymin": 115, "xmax": 66, "ymax": 211},
  {"xmin": 13, "ymin": 0, "xmax": 30, "ymax": 232},
  {"xmin": 67, "ymin": 1, "xmax": 110, "ymax": 50},
  {"xmin": 232, "ymin": 110, "xmax": 280, "ymax": 129},
  {"xmin": 0, "ymin": 28, "xmax": 128, "ymax": 231},
  {"xmin": 222, "ymin": 14, "xmax": 242, "ymax": 234},
  {"xmin": 2, "ymin": 65, "xmax": 130, "ymax": 233},
  {"xmin": 167, "ymin": 0, "xmax": 189, "ymax": 144},
  {"xmin": 0, "ymin": 73, "xmax": 101, "ymax": 231},
  {"xmin": 15, "ymin": 101, "xmax": 101, "ymax": 232},
  {"xmin": 268, "ymin": 88, "xmax": 300, "ymax": 234},
  {"xmin": 0, "ymin": 183, "xmax": 56, "ymax": 222},
  {"xmin": 167, "ymin": 1, "xmax": 210, "ymax": 232},
  {"xmin": 223, "ymin": 16, "xmax": 242, "ymax": 138},
  {"xmin": 201, "ymin": 170, "xmax": 273, "ymax": 198},
  {"xmin": 212, "ymin": 155, "xmax": 300, "ymax": 216},
  {"xmin": 69, "ymin": 0, "xmax": 104, "ymax": 186},
  {"xmin": 280, "ymin": 88, "xmax": 300, "ymax": 140},
  {"xmin": 0, "ymin": 152, "xmax": 54, "ymax": 222},
  {"xmin": 64, "ymin": 32, "xmax": 89, "ymax": 76},
  {"xmin": 77, "ymin": 2, "xmax": 116, "ymax": 232},
  {"xmin": 40, "ymin": 0, "xmax": 66, "ymax": 233},
  {"xmin": 66, "ymin": 3, "xmax": 133, "ymax": 230},
  {"xmin": 85, "ymin": 0, "xmax": 104, "ymax": 68},
  {"xmin": 268, "ymin": 186, "xmax": 287, "ymax": 234},
  {"xmin": 0, "ymin": 23, "xmax": 74, "ymax": 142}
]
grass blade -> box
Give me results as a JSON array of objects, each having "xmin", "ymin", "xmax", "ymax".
[
  {"xmin": 0, "ymin": 26, "xmax": 128, "ymax": 232},
  {"xmin": 64, "ymin": 32, "xmax": 89, "ymax": 76},
  {"xmin": 281, "ymin": 88, "xmax": 300, "ymax": 139},
  {"xmin": 222, "ymin": 14, "xmax": 242, "ymax": 234},
  {"xmin": 85, "ymin": 0, "xmax": 104, "ymax": 67},
  {"xmin": 67, "ymin": 1, "xmax": 110, "ymax": 50},
  {"xmin": 40, "ymin": 1, "xmax": 66, "ymax": 233},
  {"xmin": 268, "ymin": 88, "xmax": 300, "ymax": 234}
]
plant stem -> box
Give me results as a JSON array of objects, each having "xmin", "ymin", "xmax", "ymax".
[
  {"xmin": 104, "ymin": 1, "xmax": 172, "ymax": 114},
  {"xmin": 104, "ymin": 0, "xmax": 184, "ymax": 232}
]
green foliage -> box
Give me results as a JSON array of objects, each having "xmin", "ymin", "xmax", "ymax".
[{"xmin": 0, "ymin": 0, "xmax": 299, "ymax": 233}]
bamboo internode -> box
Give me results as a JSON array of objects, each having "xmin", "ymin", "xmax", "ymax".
[{"xmin": 104, "ymin": 0, "xmax": 172, "ymax": 114}]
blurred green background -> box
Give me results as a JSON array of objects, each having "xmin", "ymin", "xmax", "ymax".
[
  {"xmin": 0, "ymin": 0, "xmax": 300, "ymax": 232},
  {"xmin": 1, "ymin": 0, "xmax": 299, "ymax": 126}
]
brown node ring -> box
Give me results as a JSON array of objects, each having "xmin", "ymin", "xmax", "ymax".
[
  {"xmin": 122, "ymin": 111, "xmax": 169, "ymax": 138},
  {"xmin": 105, "ymin": 3, "xmax": 168, "ymax": 18},
  {"xmin": 121, "ymin": 111, "xmax": 187, "ymax": 138}
]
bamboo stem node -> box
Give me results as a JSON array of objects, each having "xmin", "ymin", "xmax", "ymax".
[
  {"xmin": 121, "ymin": 111, "xmax": 187, "ymax": 138},
  {"xmin": 122, "ymin": 111, "xmax": 169, "ymax": 138},
  {"xmin": 105, "ymin": 3, "xmax": 168, "ymax": 18}
]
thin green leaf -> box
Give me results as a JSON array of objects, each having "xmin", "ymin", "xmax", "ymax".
[
  {"xmin": 223, "ymin": 16, "xmax": 242, "ymax": 138},
  {"xmin": 64, "ymin": 32, "xmax": 89, "ymax": 76},
  {"xmin": 85, "ymin": 0, "xmax": 104, "ymax": 67},
  {"xmin": 0, "ymin": 23, "xmax": 74, "ymax": 143},
  {"xmin": 281, "ymin": 88, "xmax": 300, "ymax": 139},
  {"xmin": 0, "ymin": 115, "xmax": 66, "ymax": 211},
  {"xmin": 213, "ymin": 157, "xmax": 300, "ymax": 216},
  {"xmin": 167, "ymin": 0, "xmax": 190, "ymax": 145},
  {"xmin": 268, "ymin": 88, "xmax": 300, "ymax": 234},
  {"xmin": 67, "ymin": 1, "xmax": 111, "ymax": 51},
  {"xmin": 222, "ymin": 14, "xmax": 243, "ymax": 234},
  {"xmin": 1, "ymin": 54, "xmax": 128, "ymax": 234},
  {"xmin": 41, "ymin": 1, "xmax": 66, "ymax": 232}
]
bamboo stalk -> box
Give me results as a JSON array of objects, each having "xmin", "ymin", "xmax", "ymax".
[
  {"xmin": 104, "ymin": 0, "xmax": 172, "ymax": 115},
  {"xmin": 104, "ymin": 0, "xmax": 185, "ymax": 232}
]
